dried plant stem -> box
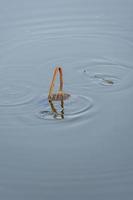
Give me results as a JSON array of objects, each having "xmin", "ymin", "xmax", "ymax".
[{"xmin": 48, "ymin": 66, "xmax": 64, "ymax": 100}]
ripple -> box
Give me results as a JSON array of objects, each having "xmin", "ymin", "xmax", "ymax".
[
  {"xmin": 78, "ymin": 60, "xmax": 133, "ymax": 92},
  {"xmin": 0, "ymin": 23, "xmax": 133, "ymax": 127},
  {"xmin": 36, "ymin": 94, "xmax": 93, "ymax": 121},
  {"xmin": 0, "ymin": 91, "xmax": 96, "ymax": 127},
  {"xmin": 91, "ymin": 73, "xmax": 120, "ymax": 86},
  {"xmin": 0, "ymin": 81, "xmax": 36, "ymax": 106},
  {"xmin": 1, "ymin": 12, "xmax": 133, "ymax": 61}
]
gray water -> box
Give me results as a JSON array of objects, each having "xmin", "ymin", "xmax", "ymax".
[{"xmin": 0, "ymin": 0, "xmax": 133, "ymax": 199}]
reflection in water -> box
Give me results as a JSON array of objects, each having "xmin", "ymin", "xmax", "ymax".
[
  {"xmin": 49, "ymin": 98, "xmax": 64, "ymax": 119},
  {"xmin": 47, "ymin": 66, "xmax": 70, "ymax": 120},
  {"xmin": 36, "ymin": 94, "xmax": 93, "ymax": 122}
]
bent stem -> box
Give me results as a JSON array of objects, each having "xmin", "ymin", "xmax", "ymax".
[
  {"xmin": 48, "ymin": 66, "xmax": 64, "ymax": 100},
  {"xmin": 48, "ymin": 66, "xmax": 65, "ymax": 118}
]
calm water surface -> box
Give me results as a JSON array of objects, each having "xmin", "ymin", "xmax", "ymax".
[{"xmin": 0, "ymin": 0, "xmax": 133, "ymax": 199}]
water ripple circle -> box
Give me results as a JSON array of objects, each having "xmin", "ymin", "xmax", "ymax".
[
  {"xmin": 78, "ymin": 59, "xmax": 133, "ymax": 93},
  {"xmin": 0, "ymin": 81, "xmax": 36, "ymax": 106},
  {"xmin": 36, "ymin": 94, "xmax": 93, "ymax": 121}
]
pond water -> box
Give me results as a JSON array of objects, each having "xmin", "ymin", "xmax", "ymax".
[{"xmin": 0, "ymin": 0, "xmax": 133, "ymax": 199}]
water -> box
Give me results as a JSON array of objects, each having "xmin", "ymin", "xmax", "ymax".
[{"xmin": 0, "ymin": 0, "xmax": 133, "ymax": 199}]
